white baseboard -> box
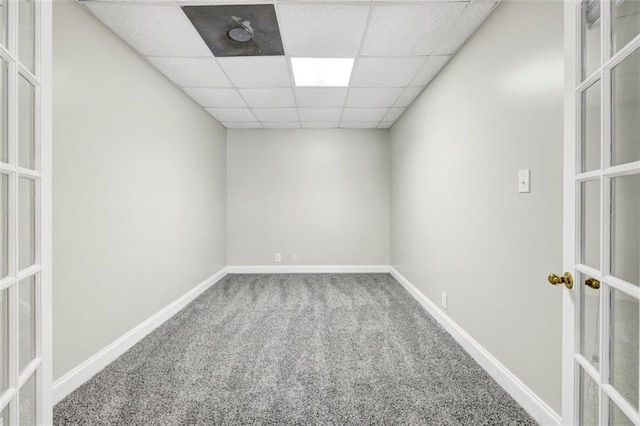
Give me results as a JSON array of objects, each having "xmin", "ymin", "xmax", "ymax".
[
  {"xmin": 389, "ymin": 267, "xmax": 561, "ymax": 426},
  {"xmin": 227, "ymin": 265, "xmax": 391, "ymax": 274},
  {"xmin": 52, "ymin": 267, "xmax": 229, "ymax": 405}
]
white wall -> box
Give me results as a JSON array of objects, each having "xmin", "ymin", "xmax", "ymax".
[
  {"xmin": 53, "ymin": 0, "xmax": 227, "ymax": 381},
  {"xmin": 389, "ymin": 0, "xmax": 564, "ymax": 414},
  {"xmin": 227, "ymin": 129, "xmax": 389, "ymax": 266}
]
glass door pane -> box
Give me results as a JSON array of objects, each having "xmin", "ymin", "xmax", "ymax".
[
  {"xmin": 582, "ymin": 0, "xmax": 602, "ymax": 79},
  {"xmin": 609, "ymin": 398, "xmax": 635, "ymax": 425},
  {"xmin": 610, "ymin": 288, "xmax": 639, "ymax": 409},
  {"xmin": 18, "ymin": 0, "xmax": 35, "ymax": 74},
  {"xmin": 18, "ymin": 276, "xmax": 35, "ymax": 373},
  {"xmin": 0, "ymin": 174, "xmax": 7, "ymax": 279},
  {"xmin": 0, "ymin": 60, "xmax": 6, "ymax": 164},
  {"xmin": 581, "ymin": 180, "xmax": 601, "ymax": 269},
  {"xmin": 612, "ymin": 49, "xmax": 640, "ymax": 166},
  {"xmin": 610, "ymin": 173, "xmax": 640, "ymax": 286},
  {"xmin": 582, "ymin": 81, "xmax": 602, "ymax": 172},
  {"xmin": 18, "ymin": 373, "xmax": 36, "ymax": 425},
  {"xmin": 613, "ymin": 0, "xmax": 640, "ymax": 53},
  {"xmin": 0, "ymin": 289, "xmax": 7, "ymax": 393},
  {"xmin": 18, "ymin": 76, "xmax": 35, "ymax": 170},
  {"xmin": 580, "ymin": 367, "xmax": 600, "ymax": 425},
  {"xmin": 580, "ymin": 272, "xmax": 601, "ymax": 368}
]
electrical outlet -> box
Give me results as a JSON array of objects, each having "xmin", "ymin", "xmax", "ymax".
[
  {"xmin": 441, "ymin": 292, "xmax": 448, "ymax": 310},
  {"xmin": 292, "ymin": 254, "xmax": 297, "ymax": 262},
  {"xmin": 275, "ymin": 253, "xmax": 281, "ymax": 262}
]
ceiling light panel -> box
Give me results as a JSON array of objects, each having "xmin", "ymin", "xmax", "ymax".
[
  {"xmin": 218, "ymin": 57, "xmax": 292, "ymax": 88},
  {"xmin": 183, "ymin": 88, "xmax": 246, "ymax": 108},
  {"xmin": 148, "ymin": 57, "xmax": 231, "ymax": 87},
  {"xmin": 207, "ymin": 108, "xmax": 257, "ymax": 122},
  {"xmin": 434, "ymin": 2, "xmax": 497, "ymax": 55},
  {"xmin": 295, "ymin": 88, "xmax": 348, "ymax": 107},
  {"xmin": 361, "ymin": 3, "xmax": 467, "ymax": 56},
  {"xmin": 252, "ymin": 108, "xmax": 299, "ymax": 122},
  {"xmin": 411, "ymin": 55, "xmax": 451, "ymax": 86},
  {"xmin": 291, "ymin": 58, "xmax": 354, "ymax": 87},
  {"xmin": 351, "ymin": 57, "xmax": 426, "ymax": 88},
  {"xmin": 346, "ymin": 88, "xmax": 403, "ymax": 108},
  {"xmin": 341, "ymin": 108, "xmax": 388, "ymax": 122},
  {"xmin": 279, "ymin": 4, "xmax": 370, "ymax": 57},
  {"xmin": 82, "ymin": 2, "xmax": 211, "ymax": 57},
  {"xmin": 298, "ymin": 108, "xmax": 343, "ymax": 122},
  {"xmin": 239, "ymin": 88, "xmax": 296, "ymax": 108}
]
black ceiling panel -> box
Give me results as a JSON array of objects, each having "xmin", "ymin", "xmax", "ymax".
[{"xmin": 182, "ymin": 5, "xmax": 285, "ymax": 57}]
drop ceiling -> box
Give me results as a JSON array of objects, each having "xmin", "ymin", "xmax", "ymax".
[{"xmin": 79, "ymin": 0, "xmax": 500, "ymax": 129}]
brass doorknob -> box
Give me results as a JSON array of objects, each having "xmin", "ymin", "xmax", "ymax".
[
  {"xmin": 548, "ymin": 272, "xmax": 574, "ymax": 289},
  {"xmin": 585, "ymin": 277, "xmax": 600, "ymax": 289}
]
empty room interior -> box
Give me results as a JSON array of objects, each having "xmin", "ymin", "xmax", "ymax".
[{"xmin": 0, "ymin": 0, "xmax": 639, "ymax": 423}]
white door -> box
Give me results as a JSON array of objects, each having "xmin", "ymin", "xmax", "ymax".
[
  {"xmin": 561, "ymin": 0, "xmax": 640, "ymax": 424},
  {"xmin": 0, "ymin": 0, "xmax": 51, "ymax": 424}
]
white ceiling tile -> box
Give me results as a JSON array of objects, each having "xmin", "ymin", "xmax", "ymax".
[
  {"xmin": 301, "ymin": 122, "xmax": 340, "ymax": 129},
  {"xmin": 298, "ymin": 108, "xmax": 343, "ymax": 122},
  {"xmin": 148, "ymin": 57, "xmax": 231, "ymax": 88},
  {"xmin": 82, "ymin": 3, "xmax": 211, "ymax": 57},
  {"xmin": 279, "ymin": 4, "xmax": 370, "ymax": 57},
  {"xmin": 378, "ymin": 121, "xmax": 395, "ymax": 129},
  {"xmin": 263, "ymin": 122, "xmax": 302, "ymax": 129},
  {"xmin": 222, "ymin": 122, "xmax": 263, "ymax": 129},
  {"xmin": 351, "ymin": 57, "xmax": 426, "ymax": 88},
  {"xmin": 394, "ymin": 87, "xmax": 424, "ymax": 107},
  {"xmin": 218, "ymin": 57, "xmax": 291, "ymax": 88},
  {"xmin": 382, "ymin": 107, "xmax": 405, "ymax": 122},
  {"xmin": 361, "ymin": 3, "xmax": 466, "ymax": 56},
  {"xmin": 340, "ymin": 122, "xmax": 380, "ymax": 129},
  {"xmin": 253, "ymin": 108, "xmax": 299, "ymax": 122},
  {"xmin": 434, "ymin": 2, "xmax": 497, "ymax": 55},
  {"xmin": 341, "ymin": 108, "xmax": 388, "ymax": 122},
  {"xmin": 410, "ymin": 56, "xmax": 451, "ymax": 86},
  {"xmin": 183, "ymin": 88, "xmax": 246, "ymax": 108},
  {"xmin": 346, "ymin": 88, "xmax": 403, "ymax": 108},
  {"xmin": 295, "ymin": 88, "xmax": 348, "ymax": 107},
  {"xmin": 207, "ymin": 108, "xmax": 257, "ymax": 122},
  {"xmin": 239, "ymin": 88, "xmax": 296, "ymax": 108}
]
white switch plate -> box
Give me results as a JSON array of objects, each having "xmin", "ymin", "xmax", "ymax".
[
  {"xmin": 292, "ymin": 254, "xmax": 297, "ymax": 261},
  {"xmin": 518, "ymin": 169, "xmax": 530, "ymax": 193},
  {"xmin": 275, "ymin": 253, "xmax": 281, "ymax": 262},
  {"xmin": 441, "ymin": 292, "xmax": 448, "ymax": 310}
]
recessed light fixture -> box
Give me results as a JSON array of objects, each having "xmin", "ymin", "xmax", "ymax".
[{"xmin": 291, "ymin": 58, "xmax": 355, "ymax": 87}]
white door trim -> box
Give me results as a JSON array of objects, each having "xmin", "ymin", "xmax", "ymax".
[
  {"xmin": 39, "ymin": 0, "xmax": 53, "ymax": 423},
  {"xmin": 562, "ymin": 1, "xmax": 578, "ymax": 424}
]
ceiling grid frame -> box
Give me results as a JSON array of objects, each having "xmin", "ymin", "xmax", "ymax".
[{"xmin": 79, "ymin": 0, "xmax": 501, "ymax": 129}]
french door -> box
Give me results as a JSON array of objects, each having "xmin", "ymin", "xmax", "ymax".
[
  {"xmin": 562, "ymin": 0, "xmax": 640, "ymax": 424},
  {"xmin": 0, "ymin": 0, "xmax": 51, "ymax": 425}
]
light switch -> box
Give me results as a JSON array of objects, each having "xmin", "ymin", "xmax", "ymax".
[{"xmin": 518, "ymin": 169, "xmax": 530, "ymax": 193}]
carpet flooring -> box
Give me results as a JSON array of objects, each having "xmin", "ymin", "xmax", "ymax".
[{"xmin": 54, "ymin": 273, "xmax": 537, "ymax": 425}]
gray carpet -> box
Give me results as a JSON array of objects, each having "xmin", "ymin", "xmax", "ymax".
[{"xmin": 54, "ymin": 273, "xmax": 537, "ymax": 425}]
